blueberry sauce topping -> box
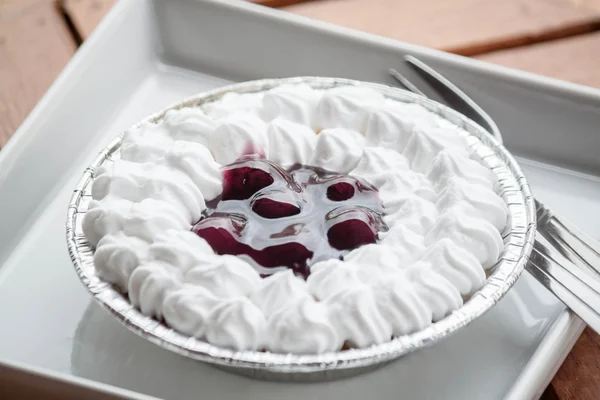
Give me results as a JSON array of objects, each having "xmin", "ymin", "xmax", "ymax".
[
  {"xmin": 191, "ymin": 156, "xmax": 385, "ymax": 279},
  {"xmin": 326, "ymin": 182, "xmax": 355, "ymax": 202}
]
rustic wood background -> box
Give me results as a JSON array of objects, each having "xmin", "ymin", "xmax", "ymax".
[{"xmin": 1, "ymin": 0, "xmax": 599, "ymax": 399}]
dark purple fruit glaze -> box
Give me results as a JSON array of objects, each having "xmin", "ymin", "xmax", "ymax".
[{"xmin": 191, "ymin": 156, "xmax": 386, "ymax": 279}]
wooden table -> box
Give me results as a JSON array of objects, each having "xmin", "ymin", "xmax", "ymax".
[{"xmin": 1, "ymin": 0, "xmax": 599, "ymax": 398}]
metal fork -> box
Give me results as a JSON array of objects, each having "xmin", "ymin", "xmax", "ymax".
[{"xmin": 390, "ymin": 56, "xmax": 600, "ymax": 333}]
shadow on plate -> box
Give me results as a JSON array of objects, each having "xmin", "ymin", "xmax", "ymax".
[{"xmin": 71, "ymin": 274, "xmax": 559, "ymax": 400}]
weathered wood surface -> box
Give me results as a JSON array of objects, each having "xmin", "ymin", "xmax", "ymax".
[
  {"xmin": 282, "ymin": 0, "xmax": 600, "ymax": 55},
  {"xmin": 477, "ymin": 30, "xmax": 600, "ymax": 88},
  {"xmin": 0, "ymin": 0, "xmax": 75, "ymax": 148}
]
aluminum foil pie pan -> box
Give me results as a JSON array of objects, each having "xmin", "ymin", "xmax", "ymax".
[{"xmin": 66, "ymin": 77, "xmax": 536, "ymax": 381}]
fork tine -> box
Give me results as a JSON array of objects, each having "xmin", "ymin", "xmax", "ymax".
[
  {"xmin": 536, "ymin": 199, "xmax": 600, "ymax": 277},
  {"xmin": 530, "ymin": 235, "xmax": 600, "ymax": 335},
  {"xmin": 403, "ymin": 56, "xmax": 503, "ymax": 144},
  {"xmin": 388, "ymin": 68, "xmax": 426, "ymax": 97},
  {"xmin": 526, "ymin": 257, "xmax": 600, "ymax": 335},
  {"xmin": 535, "ymin": 234, "xmax": 600, "ymax": 295}
]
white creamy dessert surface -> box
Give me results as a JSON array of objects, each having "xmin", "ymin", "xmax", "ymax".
[{"xmin": 82, "ymin": 83, "xmax": 508, "ymax": 354}]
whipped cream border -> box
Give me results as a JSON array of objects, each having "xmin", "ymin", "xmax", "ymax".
[{"xmin": 67, "ymin": 77, "xmax": 535, "ymax": 370}]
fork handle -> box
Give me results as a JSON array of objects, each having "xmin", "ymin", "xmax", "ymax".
[
  {"xmin": 530, "ymin": 201, "xmax": 600, "ymax": 334},
  {"xmin": 527, "ymin": 261, "xmax": 600, "ymax": 334},
  {"xmin": 528, "ymin": 236, "xmax": 600, "ymax": 335},
  {"xmin": 536, "ymin": 199, "xmax": 600, "ymax": 277}
]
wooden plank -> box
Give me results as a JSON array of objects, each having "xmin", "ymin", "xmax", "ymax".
[
  {"xmin": 476, "ymin": 30, "xmax": 600, "ymax": 88},
  {"xmin": 0, "ymin": 0, "xmax": 44, "ymax": 13},
  {"xmin": 550, "ymin": 327, "xmax": 600, "ymax": 400},
  {"xmin": 61, "ymin": 0, "xmax": 115, "ymax": 40},
  {"xmin": 0, "ymin": 0, "xmax": 76, "ymax": 148},
  {"xmin": 577, "ymin": 0, "xmax": 600, "ymax": 11},
  {"xmin": 282, "ymin": 0, "xmax": 600, "ymax": 55}
]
